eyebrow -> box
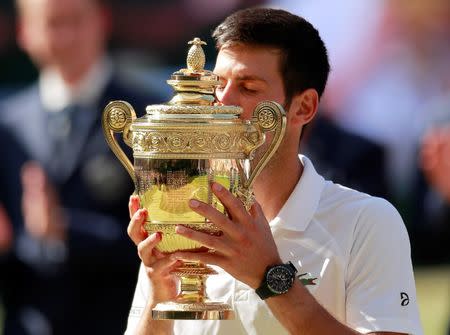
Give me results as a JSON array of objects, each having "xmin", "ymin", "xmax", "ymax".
[
  {"xmin": 218, "ymin": 75, "xmax": 268, "ymax": 84},
  {"xmin": 236, "ymin": 75, "xmax": 267, "ymax": 82}
]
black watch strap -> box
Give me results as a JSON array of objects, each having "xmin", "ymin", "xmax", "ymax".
[{"xmin": 255, "ymin": 282, "xmax": 276, "ymax": 300}]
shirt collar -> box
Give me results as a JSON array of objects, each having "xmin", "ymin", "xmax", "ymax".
[
  {"xmin": 39, "ymin": 55, "xmax": 113, "ymax": 112},
  {"xmin": 270, "ymin": 155, "xmax": 325, "ymax": 232}
]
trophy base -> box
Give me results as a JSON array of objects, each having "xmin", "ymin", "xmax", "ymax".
[{"xmin": 152, "ymin": 301, "xmax": 234, "ymax": 320}]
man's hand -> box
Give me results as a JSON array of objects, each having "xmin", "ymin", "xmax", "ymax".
[
  {"xmin": 171, "ymin": 182, "xmax": 282, "ymax": 289},
  {"xmin": 420, "ymin": 126, "xmax": 450, "ymax": 203},
  {"xmin": 0, "ymin": 204, "xmax": 13, "ymax": 253},
  {"xmin": 127, "ymin": 195, "xmax": 181, "ymax": 304},
  {"xmin": 21, "ymin": 161, "xmax": 66, "ymax": 241}
]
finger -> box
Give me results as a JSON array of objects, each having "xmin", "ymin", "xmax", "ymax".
[
  {"xmin": 153, "ymin": 248, "xmax": 167, "ymax": 260},
  {"xmin": 137, "ymin": 232, "xmax": 162, "ymax": 264},
  {"xmin": 128, "ymin": 195, "xmax": 140, "ymax": 219},
  {"xmin": 127, "ymin": 208, "xmax": 148, "ymax": 245},
  {"xmin": 249, "ymin": 201, "xmax": 266, "ymax": 223},
  {"xmin": 147, "ymin": 255, "xmax": 183, "ymax": 277},
  {"xmin": 188, "ymin": 199, "xmax": 242, "ymax": 240},
  {"xmin": 175, "ymin": 225, "xmax": 230, "ymax": 255},
  {"xmin": 210, "ymin": 182, "xmax": 249, "ymax": 224}
]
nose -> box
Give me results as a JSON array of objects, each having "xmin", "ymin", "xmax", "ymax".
[{"xmin": 216, "ymin": 82, "xmax": 240, "ymax": 107}]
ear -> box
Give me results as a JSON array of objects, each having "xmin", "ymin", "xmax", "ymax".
[{"xmin": 287, "ymin": 89, "xmax": 319, "ymax": 126}]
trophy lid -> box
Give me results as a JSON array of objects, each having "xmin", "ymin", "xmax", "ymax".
[{"xmin": 145, "ymin": 38, "xmax": 242, "ymax": 117}]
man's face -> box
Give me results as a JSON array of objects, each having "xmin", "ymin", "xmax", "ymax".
[
  {"xmin": 18, "ymin": 0, "xmax": 107, "ymax": 72},
  {"xmin": 213, "ymin": 44, "xmax": 286, "ymax": 120}
]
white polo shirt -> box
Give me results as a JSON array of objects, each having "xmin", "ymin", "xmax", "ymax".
[{"xmin": 125, "ymin": 155, "xmax": 423, "ymax": 335}]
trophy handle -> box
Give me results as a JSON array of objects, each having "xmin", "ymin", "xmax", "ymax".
[
  {"xmin": 102, "ymin": 100, "xmax": 136, "ymax": 184},
  {"xmin": 245, "ymin": 101, "xmax": 287, "ymax": 188}
]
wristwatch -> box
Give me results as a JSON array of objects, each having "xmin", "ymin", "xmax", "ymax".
[{"xmin": 255, "ymin": 261, "xmax": 298, "ymax": 300}]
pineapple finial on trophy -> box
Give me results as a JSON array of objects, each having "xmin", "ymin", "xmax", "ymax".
[
  {"xmin": 187, "ymin": 37, "xmax": 207, "ymax": 72},
  {"xmin": 166, "ymin": 37, "xmax": 220, "ymax": 106}
]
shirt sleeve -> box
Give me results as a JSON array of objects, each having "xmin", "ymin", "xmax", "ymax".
[
  {"xmin": 124, "ymin": 263, "xmax": 150, "ymax": 335},
  {"xmin": 345, "ymin": 198, "xmax": 423, "ymax": 335}
]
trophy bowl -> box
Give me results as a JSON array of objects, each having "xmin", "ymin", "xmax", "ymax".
[{"xmin": 102, "ymin": 38, "xmax": 286, "ymax": 320}]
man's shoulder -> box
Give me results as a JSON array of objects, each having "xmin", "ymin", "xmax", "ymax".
[
  {"xmin": 0, "ymin": 84, "xmax": 39, "ymax": 106},
  {"xmin": 313, "ymin": 182, "xmax": 409, "ymax": 266},
  {"xmin": 0, "ymin": 84, "xmax": 39, "ymax": 122},
  {"xmin": 319, "ymin": 180, "xmax": 403, "ymax": 227}
]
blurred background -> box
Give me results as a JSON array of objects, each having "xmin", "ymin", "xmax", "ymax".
[{"xmin": 0, "ymin": 0, "xmax": 449, "ymax": 334}]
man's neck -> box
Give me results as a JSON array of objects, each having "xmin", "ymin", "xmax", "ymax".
[{"xmin": 253, "ymin": 154, "xmax": 303, "ymax": 221}]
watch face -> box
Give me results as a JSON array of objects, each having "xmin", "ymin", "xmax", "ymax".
[{"xmin": 266, "ymin": 265, "xmax": 294, "ymax": 294}]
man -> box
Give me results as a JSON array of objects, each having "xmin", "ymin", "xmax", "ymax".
[
  {"xmin": 0, "ymin": 0, "xmax": 158, "ymax": 333},
  {"xmin": 413, "ymin": 122, "xmax": 450, "ymax": 264},
  {"xmin": 125, "ymin": 8, "xmax": 423, "ymax": 335}
]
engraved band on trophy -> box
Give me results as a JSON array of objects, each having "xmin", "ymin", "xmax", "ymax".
[{"xmin": 102, "ymin": 38, "xmax": 286, "ymax": 320}]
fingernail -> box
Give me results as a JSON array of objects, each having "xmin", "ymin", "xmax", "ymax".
[
  {"xmin": 175, "ymin": 225, "xmax": 186, "ymax": 233},
  {"xmin": 212, "ymin": 182, "xmax": 223, "ymax": 192},
  {"xmin": 150, "ymin": 232, "xmax": 161, "ymax": 241},
  {"xmin": 189, "ymin": 199, "xmax": 200, "ymax": 208}
]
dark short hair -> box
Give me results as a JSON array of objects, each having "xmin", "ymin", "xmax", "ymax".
[{"xmin": 212, "ymin": 7, "xmax": 330, "ymax": 102}]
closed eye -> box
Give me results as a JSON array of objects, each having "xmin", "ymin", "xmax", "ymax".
[{"xmin": 240, "ymin": 86, "xmax": 258, "ymax": 95}]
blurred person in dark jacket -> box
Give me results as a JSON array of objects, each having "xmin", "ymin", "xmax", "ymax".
[
  {"xmin": 301, "ymin": 112, "xmax": 389, "ymax": 200},
  {"xmin": 418, "ymin": 123, "xmax": 450, "ymax": 335},
  {"xmin": 0, "ymin": 0, "xmax": 159, "ymax": 334},
  {"xmin": 413, "ymin": 103, "xmax": 450, "ymax": 264}
]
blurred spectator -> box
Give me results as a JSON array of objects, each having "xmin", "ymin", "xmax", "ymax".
[
  {"xmin": 411, "ymin": 92, "xmax": 450, "ymax": 264},
  {"xmin": 0, "ymin": 0, "xmax": 160, "ymax": 334},
  {"xmin": 417, "ymin": 107, "xmax": 450, "ymax": 334}
]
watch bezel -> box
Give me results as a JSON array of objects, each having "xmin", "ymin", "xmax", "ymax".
[{"xmin": 265, "ymin": 264, "xmax": 296, "ymax": 294}]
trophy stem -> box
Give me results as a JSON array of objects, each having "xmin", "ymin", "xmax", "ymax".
[
  {"xmin": 178, "ymin": 273, "xmax": 207, "ymax": 303},
  {"xmin": 152, "ymin": 262, "xmax": 234, "ymax": 320}
]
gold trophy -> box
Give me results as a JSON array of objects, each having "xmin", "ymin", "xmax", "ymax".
[{"xmin": 102, "ymin": 38, "xmax": 286, "ymax": 320}]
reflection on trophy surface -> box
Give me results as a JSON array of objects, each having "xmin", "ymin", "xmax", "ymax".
[
  {"xmin": 136, "ymin": 158, "xmax": 238, "ymax": 252},
  {"xmin": 102, "ymin": 38, "xmax": 286, "ymax": 320}
]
